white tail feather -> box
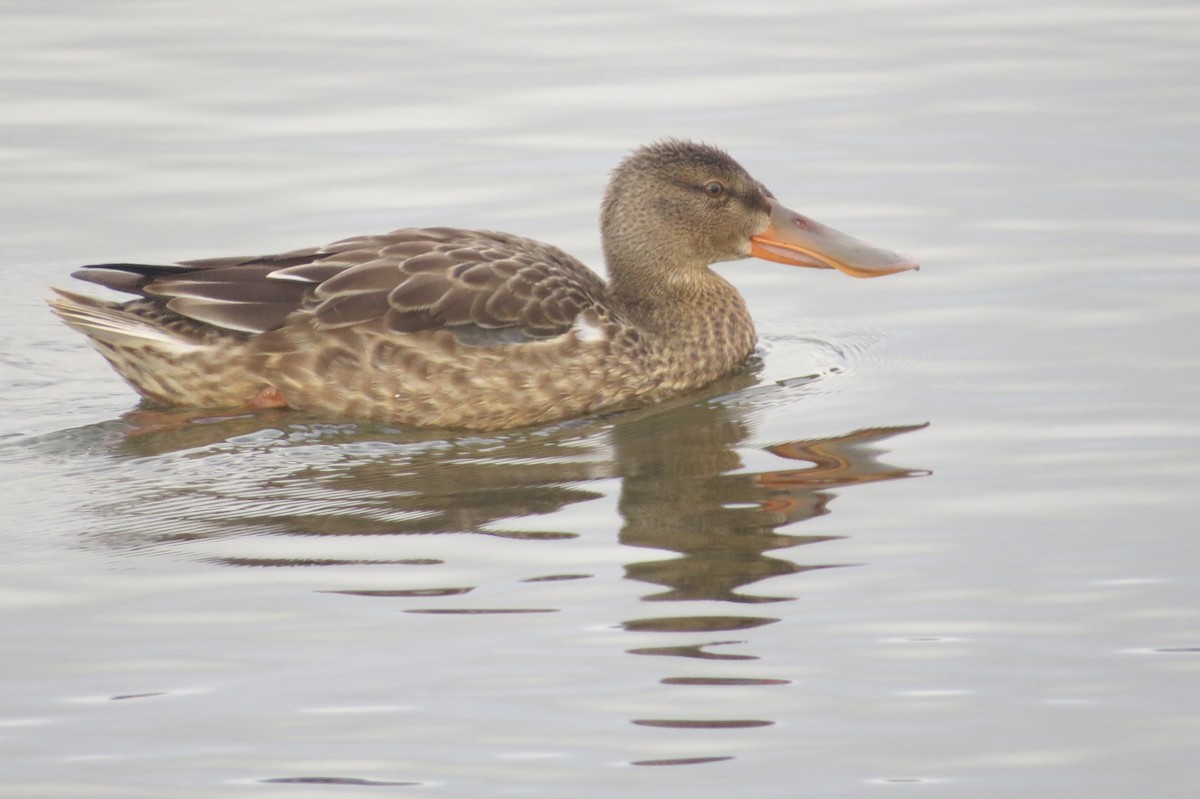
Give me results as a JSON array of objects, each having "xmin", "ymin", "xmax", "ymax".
[{"xmin": 47, "ymin": 290, "xmax": 204, "ymax": 354}]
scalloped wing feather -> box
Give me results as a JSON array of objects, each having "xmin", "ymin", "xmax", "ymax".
[
  {"xmin": 71, "ymin": 228, "xmax": 609, "ymax": 344},
  {"xmin": 308, "ymin": 230, "xmax": 606, "ymax": 340}
]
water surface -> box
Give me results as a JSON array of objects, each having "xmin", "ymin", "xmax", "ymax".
[{"xmin": 2, "ymin": 1, "xmax": 1198, "ymax": 796}]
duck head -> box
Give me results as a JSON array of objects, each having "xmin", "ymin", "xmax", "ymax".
[{"xmin": 601, "ymin": 139, "xmax": 918, "ymax": 280}]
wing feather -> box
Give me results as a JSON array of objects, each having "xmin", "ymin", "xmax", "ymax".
[{"xmin": 69, "ymin": 228, "xmax": 610, "ymax": 345}]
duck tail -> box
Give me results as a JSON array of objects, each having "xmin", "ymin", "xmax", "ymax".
[{"xmin": 46, "ymin": 288, "xmax": 203, "ymax": 353}]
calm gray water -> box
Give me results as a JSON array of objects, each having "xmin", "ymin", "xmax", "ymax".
[{"xmin": 2, "ymin": 1, "xmax": 1198, "ymax": 796}]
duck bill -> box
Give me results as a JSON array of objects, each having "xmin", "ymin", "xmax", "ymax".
[{"xmin": 749, "ymin": 200, "xmax": 919, "ymax": 278}]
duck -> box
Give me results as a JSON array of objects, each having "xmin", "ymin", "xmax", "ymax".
[{"xmin": 49, "ymin": 139, "xmax": 917, "ymax": 430}]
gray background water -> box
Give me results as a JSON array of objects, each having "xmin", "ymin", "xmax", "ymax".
[{"xmin": 2, "ymin": 1, "xmax": 1198, "ymax": 796}]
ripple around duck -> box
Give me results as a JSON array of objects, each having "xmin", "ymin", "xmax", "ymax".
[
  {"xmin": 660, "ymin": 677, "xmax": 791, "ymax": 686},
  {"xmin": 260, "ymin": 776, "xmax": 422, "ymax": 786},
  {"xmin": 622, "ymin": 616, "xmax": 780, "ymax": 633},
  {"xmin": 631, "ymin": 756, "xmax": 736, "ymax": 767},
  {"xmin": 632, "ymin": 719, "xmax": 775, "ymax": 729}
]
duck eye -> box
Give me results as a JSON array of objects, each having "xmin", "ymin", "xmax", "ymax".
[{"xmin": 704, "ymin": 181, "xmax": 724, "ymax": 196}]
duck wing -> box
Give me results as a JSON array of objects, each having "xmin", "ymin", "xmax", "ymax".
[{"xmin": 72, "ymin": 228, "xmax": 609, "ymax": 345}]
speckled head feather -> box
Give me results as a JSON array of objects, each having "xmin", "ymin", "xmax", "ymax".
[{"xmin": 601, "ymin": 140, "xmax": 778, "ymax": 289}]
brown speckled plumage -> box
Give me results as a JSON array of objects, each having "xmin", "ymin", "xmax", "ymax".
[{"xmin": 49, "ymin": 140, "xmax": 917, "ymax": 430}]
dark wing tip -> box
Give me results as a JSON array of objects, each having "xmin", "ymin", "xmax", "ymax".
[{"xmin": 70, "ymin": 263, "xmax": 194, "ymax": 294}]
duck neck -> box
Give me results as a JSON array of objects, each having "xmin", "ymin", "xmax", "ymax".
[{"xmin": 606, "ymin": 253, "xmax": 757, "ymax": 370}]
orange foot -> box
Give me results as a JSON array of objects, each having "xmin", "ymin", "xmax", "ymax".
[
  {"xmin": 247, "ymin": 386, "xmax": 288, "ymax": 409},
  {"xmin": 120, "ymin": 388, "xmax": 289, "ymax": 437}
]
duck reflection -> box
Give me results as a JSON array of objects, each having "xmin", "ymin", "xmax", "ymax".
[
  {"xmin": 66, "ymin": 374, "xmax": 925, "ymax": 583},
  {"xmin": 48, "ymin": 374, "xmax": 927, "ymax": 751},
  {"xmin": 602, "ymin": 401, "xmax": 926, "ymax": 739},
  {"xmin": 61, "ymin": 375, "xmax": 926, "ymax": 582},
  {"xmin": 613, "ymin": 401, "xmax": 925, "ymax": 605}
]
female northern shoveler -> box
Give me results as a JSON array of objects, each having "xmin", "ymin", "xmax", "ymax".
[{"xmin": 49, "ymin": 140, "xmax": 917, "ymax": 430}]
